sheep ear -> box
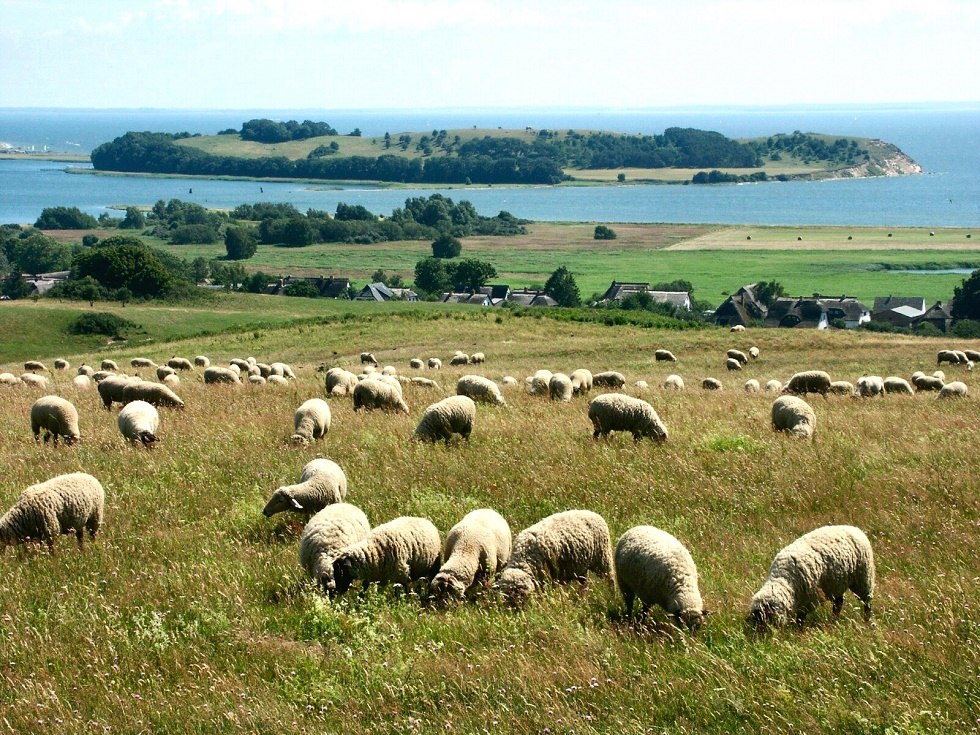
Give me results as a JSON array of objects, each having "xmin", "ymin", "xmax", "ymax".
[{"xmin": 290, "ymin": 497, "xmax": 303, "ymax": 510}]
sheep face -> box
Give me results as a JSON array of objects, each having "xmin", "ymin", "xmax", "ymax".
[
  {"xmin": 136, "ymin": 431, "xmax": 157, "ymax": 448},
  {"xmin": 747, "ymin": 582, "xmax": 792, "ymax": 630},
  {"xmin": 312, "ymin": 555, "xmax": 337, "ymax": 593},
  {"xmin": 262, "ymin": 488, "xmax": 303, "ymax": 517},
  {"xmin": 674, "ymin": 608, "xmax": 709, "ymax": 632},
  {"xmin": 495, "ymin": 567, "xmax": 536, "ymax": 605},
  {"xmin": 431, "ymin": 570, "xmax": 468, "ymax": 600},
  {"xmin": 331, "ymin": 554, "xmax": 359, "ymax": 595}
]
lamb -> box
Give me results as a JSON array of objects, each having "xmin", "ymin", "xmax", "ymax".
[
  {"xmin": 432, "ymin": 509, "xmax": 512, "ymax": 599},
  {"xmin": 270, "ymin": 362, "xmax": 297, "ymax": 379},
  {"xmin": 593, "ymin": 371, "xmax": 627, "ymax": 389},
  {"xmin": 911, "ymin": 373, "xmax": 944, "ymax": 392},
  {"xmin": 24, "ymin": 360, "xmax": 48, "ymax": 372},
  {"xmin": 663, "ymin": 374, "xmax": 685, "ymax": 391},
  {"xmin": 427, "ymin": 357, "xmax": 442, "ymax": 370},
  {"xmin": 409, "ymin": 358, "xmax": 424, "ymax": 370},
  {"xmin": 101, "ymin": 359, "xmax": 119, "ymax": 372},
  {"xmin": 360, "ymin": 352, "xmax": 379, "ymax": 367},
  {"xmin": 570, "ymin": 368, "xmax": 593, "ymax": 395},
  {"xmin": 193, "ymin": 355, "xmax": 210, "ymax": 368},
  {"xmin": 727, "ymin": 349, "xmax": 749, "ymax": 365},
  {"xmin": 702, "ymin": 378, "xmax": 723, "ymax": 391},
  {"xmin": 469, "ymin": 352, "xmax": 486, "ymax": 364},
  {"xmin": 615, "ymin": 526, "xmax": 708, "ymax": 630},
  {"xmin": 784, "ymin": 370, "xmax": 831, "ymax": 397},
  {"xmin": 117, "ymin": 400, "xmax": 160, "ymax": 447},
  {"xmin": 747, "ymin": 525, "xmax": 875, "ymax": 629},
  {"xmin": 450, "ymin": 353, "xmax": 469, "ymax": 366},
  {"xmin": 414, "ymin": 396, "xmax": 476, "ymax": 444},
  {"xmin": 743, "ymin": 379, "xmax": 760, "ymax": 393},
  {"xmin": 204, "ymin": 366, "xmax": 242, "ymax": 385},
  {"xmin": 53, "ymin": 359, "xmax": 70, "ymax": 371},
  {"xmin": 263, "ymin": 458, "xmax": 347, "ymax": 517},
  {"xmin": 588, "ymin": 393, "xmax": 668, "ymax": 442},
  {"xmin": 938, "ymin": 381, "xmax": 968, "ymax": 399},
  {"xmin": 331, "ymin": 517, "xmax": 442, "ymax": 595},
  {"xmin": 771, "ymin": 395, "xmax": 816, "ymax": 441},
  {"xmin": 131, "ymin": 357, "xmax": 157, "ymax": 369},
  {"xmin": 456, "ymin": 375, "xmax": 506, "ymax": 406},
  {"xmin": 325, "ymin": 367, "xmax": 359, "ymax": 397},
  {"xmin": 854, "ymin": 375, "xmax": 885, "ymax": 398},
  {"xmin": 20, "ymin": 373, "xmax": 49, "ymax": 389},
  {"xmin": 299, "ymin": 503, "xmax": 372, "ymax": 592},
  {"xmin": 883, "ymin": 376, "xmax": 914, "ymax": 395},
  {"xmin": 30, "ymin": 395, "xmax": 80, "ymax": 446},
  {"xmin": 496, "ymin": 510, "xmax": 614, "ymax": 604},
  {"xmin": 0, "ymin": 472, "xmax": 104, "ymax": 551},
  {"xmin": 291, "ymin": 398, "xmax": 331, "ymax": 444},
  {"xmin": 725, "ymin": 358, "xmax": 743, "ymax": 372},
  {"xmin": 654, "ymin": 349, "xmax": 676, "ymax": 362},
  {"xmin": 549, "ymin": 373, "xmax": 574, "ymax": 402},
  {"xmin": 122, "ymin": 380, "xmax": 184, "ymax": 409},
  {"xmin": 156, "ymin": 365, "xmax": 176, "ymax": 381},
  {"xmin": 526, "ymin": 369, "xmax": 553, "ymax": 396},
  {"xmin": 353, "ymin": 379, "xmax": 410, "ymax": 414},
  {"xmin": 749, "ymin": 346, "xmax": 760, "ymax": 360},
  {"xmin": 828, "ymin": 380, "xmax": 855, "ymax": 395}
]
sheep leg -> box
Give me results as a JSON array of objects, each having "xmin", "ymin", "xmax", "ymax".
[
  {"xmin": 831, "ymin": 596, "xmax": 844, "ymax": 617},
  {"xmin": 621, "ymin": 586, "xmax": 635, "ymax": 618},
  {"xmin": 75, "ymin": 527, "xmax": 85, "ymax": 550},
  {"xmin": 862, "ymin": 599, "xmax": 873, "ymax": 623},
  {"xmin": 795, "ymin": 610, "xmax": 807, "ymax": 627}
]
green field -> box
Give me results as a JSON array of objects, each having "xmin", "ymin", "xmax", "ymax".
[{"xmin": 0, "ymin": 304, "xmax": 977, "ymax": 733}]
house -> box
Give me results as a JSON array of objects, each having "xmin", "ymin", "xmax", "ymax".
[
  {"xmin": 24, "ymin": 270, "xmax": 68, "ymax": 296},
  {"xmin": 504, "ymin": 289, "xmax": 558, "ymax": 307},
  {"xmin": 714, "ymin": 284, "xmax": 767, "ymax": 327},
  {"xmin": 262, "ymin": 275, "xmax": 352, "ymax": 298},
  {"xmin": 354, "ymin": 282, "xmax": 418, "ymax": 302},
  {"xmin": 599, "ymin": 281, "xmax": 691, "ymax": 310},
  {"xmin": 914, "ymin": 301, "xmax": 952, "ymax": 333},
  {"xmin": 872, "ymin": 296, "xmax": 926, "ymax": 328},
  {"xmin": 764, "ymin": 295, "xmax": 871, "ymax": 329},
  {"xmin": 441, "ymin": 292, "xmax": 491, "ymax": 306}
]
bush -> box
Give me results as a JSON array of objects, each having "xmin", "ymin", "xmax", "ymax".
[
  {"xmin": 34, "ymin": 206, "xmax": 98, "ymax": 230},
  {"xmin": 950, "ymin": 319, "xmax": 980, "ymax": 338},
  {"xmin": 431, "ymin": 233, "xmax": 462, "ymax": 258},
  {"xmin": 67, "ymin": 311, "xmax": 137, "ymax": 337},
  {"xmin": 593, "ymin": 225, "xmax": 617, "ymax": 240},
  {"xmin": 170, "ymin": 224, "xmax": 219, "ymax": 245}
]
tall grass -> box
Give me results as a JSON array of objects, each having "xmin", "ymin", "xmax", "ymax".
[{"xmin": 0, "ymin": 314, "xmax": 977, "ymax": 733}]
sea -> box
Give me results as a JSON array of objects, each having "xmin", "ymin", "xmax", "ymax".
[{"xmin": 1, "ymin": 105, "xmax": 979, "ymax": 227}]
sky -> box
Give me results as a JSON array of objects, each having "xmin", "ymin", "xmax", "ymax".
[{"xmin": 2, "ymin": 0, "xmax": 979, "ymax": 110}]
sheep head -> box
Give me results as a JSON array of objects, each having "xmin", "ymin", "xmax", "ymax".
[{"xmin": 262, "ymin": 488, "xmax": 303, "ymax": 517}]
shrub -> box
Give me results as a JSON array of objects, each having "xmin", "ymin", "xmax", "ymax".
[
  {"xmin": 950, "ymin": 319, "xmax": 980, "ymax": 338},
  {"xmin": 170, "ymin": 224, "xmax": 220, "ymax": 245},
  {"xmin": 593, "ymin": 225, "xmax": 617, "ymax": 240},
  {"xmin": 34, "ymin": 206, "xmax": 98, "ymax": 230},
  {"xmin": 67, "ymin": 311, "xmax": 137, "ymax": 337}
]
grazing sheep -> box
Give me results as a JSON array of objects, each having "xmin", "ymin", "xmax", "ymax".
[
  {"xmin": 0, "ymin": 472, "xmax": 104, "ymax": 551},
  {"xmin": 496, "ymin": 510, "xmax": 614, "ymax": 604},
  {"xmin": 229, "ymin": 358, "xmax": 250, "ymax": 372},
  {"xmin": 270, "ymin": 362, "xmax": 297, "ymax": 379},
  {"xmin": 764, "ymin": 379, "xmax": 783, "ymax": 393},
  {"xmin": 101, "ymin": 359, "xmax": 119, "ymax": 372},
  {"xmin": 784, "ymin": 370, "xmax": 831, "ymax": 397},
  {"xmin": 20, "ymin": 373, "xmax": 49, "ymax": 389},
  {"xmin": 267, "ymin": 375, "xmax": 289, "ymax": 386},
  {"xmin": 615, "ymin": 526, "xmax": 707, "ymax": 630},
  {"xmin": 937, "ymin": 350, "xmax": 960, "ymax": 366},
  {"xmin": 725, "ymin": 358, "xmax": 743, "ymax": 372},
  {"xmin": 0, "ymin": 373, "xmax": 22, "ymax": 387},
  {"xmin": 263, "ymin": 458, "xmax": 347, "ymax": 517},
  {"xmin": 965, "ymin": 349, "xmax": 980, "ymax": 363},
  {"xmin": 117, "ymin": 400, "xmax": 160, "ymax": 447},
  {"xmin": 204, "ymin": 366, "xmax": 242, "ymax": 385},
  {"xmin": 331, "ymin": 517, "xmax": 442, "ymax": 595},
  {"xmin": 663, "ymin": 374, "xmax": 685, "ymax": 391},
  {"xmin": 129, "ymin": 357, "xmax": 155, "ymax": 369},
  {"xmin": 427, "ymin": 357, "xmax": 442, "ymax": 370},
  {"xmin": 360, "ymin": 352, "xmax": 379, "ymax": 366},
  {"xmin": 122, "ymin": 380, "xmax": 184, "ymax": 409},
  {"xmin": 634, "ymin": 380, "xmax": 649, "ymax": 391},
  {"xmin": 71, "ymin": 375, "xmax": 91, "ymax": 390},
  {"xmin": 381, "ymin": 365, "xmax": 398, "ymax": 376},
  {"xmin": 30, "ymin": 396, "xmax": 80, "ymax": 446},
  {"xmin": 98, "ymin": 376, "xmax": 133, "ymax": 409},
  {"xmin": 414, "ymin": 396, "xmax": 476, "ymax": 444},
  {"xmin": 166, "ymin": 357, "xmax": 193, "ymax": 371},
  {"xmin": 325, "ymin": 367, "xmax": 359, "ymax": 397},
  {"xmin": 743, "ymin": 379, "xmax": 760, "ymax": 393},
  {"xmin": 450, "ymin": 353, "xmax": 469, "ymax": 366},
  {"xmin": 156, "ymin": 365, "xmax": 176, "ymax": 381},
  {"xmin": 500, "ymin": 376, "xmax": 518, "ymax": 388},
  {"xmin": 570, "ymin": 369, "xmax": 593, "ymax": 395},
  {"xmin": 163, "ymin": 374, "xmax": 180, "ymax": 388},
  {"xmin": 771, "ymin": 395, "xmax": 816, "ymax": 441},
  {"xmin": 883, "ymin": 376, "xmax": 914, "ymax": 395},
  {"xmin": 654, "ymin": 349, "xmax": 676, "ymax": 363},
  {"xmin": 938, "ymin": 381, "xmax": 968, "ymax": 399},
  {"xmin": 469, "ymin": 352, "xmax": 486, "ymax": 364},
  {"xmin": 730, "ymin": 324, "xmax": 746, "ymax": 332},
  {"xmin": 702, "ymin": 378, "xmax": 723, "ymax": 391},
  {"xmin": 77, "ymin": 364, "xmax": 95, "ymax": 378},
  {"xmin": 353, "ymin": 379, "xmax": 410, "ymax": 414},
  {"xmin": 193, "ymin": 355, "xmax": 210, "ymax": 368},
  {"xmin": 291, "ymin": 398, "xmax": 331, "ymax": 444},
  {"xmin": 249, "ymin": 375, "xmax": 267, "ymax": 386},
  {"xmin": 953, "ymin": 350, "xmax": 969, "ymax": 365},
  {"xmin": 593, "ymin": 371, "xmax": 627, "ymax": 389},
  {"xmin": 727, "ymin": 349, "xmax": 749, "ymax": 365},
  {"xmin": 90, "ymin": 370, "xmax": 114, "ymax": 383},
  {"xmin": 457, "ymin": 375, "xmax": 506, "ymax": 406},
  {"xmin": 299, "ymin": 503, "xmax": 372, "ymax": 592},
  {"xmin": 749, "ymin": 346, "xmax": 760, "ymax": 360},
  {"xmin": 548, "ymin": 373, "xmax": 574, "ymax": 402},
  {"xmin": 432, "ymin": 509, "xmax": 512, "ymax": 599},
  {"xmin": 409, "ymin": 358, "xmax": 424, "ymax": 370},
  {"xmin": 911, "ymin": 373, "xmax": 944, "ymax": 392},
  {"xmin": 588, "ymin": 393, "xmax": 668, "ymax": 442},
  {"xmin": 24, "ymin": 360, "xmax": 48, "ymax": 372},
  {"xmin": 526, "ymin": 369, "xmax": 553, "ymax": 396},
  {"xmin": 933, "ymin": 370, "xmax": 946, "ymax": 382},
  {"xmin": 748, "ymin": 525, "xmax": 875, "ymax": 629},
  {"xmin": 53, "ymin": 359, "xmax": 69, "ymax": 371},
  {"xmin": 854, "ymin": 375, "xmax": 885, "ymax": 398},
  {"xmin": 410, "ymin": 377, "xmax": 440, "ymax": 389}
]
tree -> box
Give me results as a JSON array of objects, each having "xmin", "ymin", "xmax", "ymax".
[
  {"xmin": 544, "ymin": 266, "xmax": 581, "ymax": 307},
  {"xmin": 111, "ymin": 287, "xmax": 133, "ymax": 306},
  {"xmin": 413, "ymin": 257, "xmax": 452, "ymax": 295},
  {"xmin": 120, "ymin": 207, "xmax": 146, "ymax": 230},
  {"xmin": 754, "ymin": 280, "xmax": 787, "ymax": 307},
  {"xmin": 617, "ymin": 173, "xmax": 626, "ymax": 183},
  {"xmin": 431, "ymin": 233, "xmax": 462, "ymax": 259},
  {"xmin": 34, "ymin": 206, "xmax": 98, "ymax": 229},
  {"xmin": 594, "ymin": 225, "xmax": 617, "ymax": 240},
  {"xmin": 71, "ymin": 235, "xmax": 173, "ymax": 298},
  {"xmin": 6, "ymin": 233, "xmax": 74, "ymax": 274},
  {"xmin": 952, "ymin": 269, "xmax": 980, "ymax": 321},
  {"xmin": 224, "ymin": 226, "xmax": 258, "ymax": 260},
  {"xmin": 0, "ymin": 272, "xmax": 31, "ymax": 299},
  {"xmin": 190, "ymin": 257, "xmax": 211, "ymax": 283},
  {"xmin": 449, "ymin": 259, "xmax": 496, "ymax": 292},
  {"xmin": 281, "ymin": 218, "xmax": 316, "ymax": 247},
  {"xmin": 283, "ymin": 280, "xmax": 320, "ymax": 298}
]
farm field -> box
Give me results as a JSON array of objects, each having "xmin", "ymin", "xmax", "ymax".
[{"xmin": 0, "ymin": 305, "xmax": 977, "ymax": 733}]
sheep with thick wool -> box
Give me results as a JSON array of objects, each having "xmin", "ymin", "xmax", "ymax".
[
  {"xmin": 291, "ymin": 398, "xmax": 331, "ymax": 444},
  {"xmin": 325, "ymin": 367, "xmax": 359, "ymax": 397},
  {"xmin": 727, "ymin": 349, "xmax": 749, "ymax": 365},
  {"xmin": 0, "ymin": 373, "xmax": 22, "ymax": 387},
  {"xmin": 654, "ymin": 349, "xmax": 676, "ymax": 363},
  {"xmin": 938, "ymin": 381, "xmax": 968, "ymax": 399},
  {"xmin": 663, "ymin": 374, "xmax": 685, "ymax": 391},
  {"xmin": 469, "ymin": 352, "xmax": 486, "ymax": 364},
  {"xmin": 828, "ymin": 380, "xmax": 855, "ymax": 395},
  {"xmin": 702, "ymin": 378, "xmax": 723, "ymax": 391},
  {"xmin": 743, "ymin": 379, "xmax": 761, "ymax": 393},
  {"xmin": 450, "ymin": 353, "xmax": 469, "ymax": 366},
  {"xmin": 24, "ymin": 360, "xmax": 47, "ymax": 373},
  {"xmin": 270, "ymin": 362, "xmax": 297, "ymax": 379},
  {"xmin": 77, "ymin": 364, "xmax": 95, "ymax": 377},
  {"xmin": 299, "ymin": 503, "xmax": 371, "ymax": 592},
  {"xmin": 353, "ymin": 379, "xmax": 409, "ymax": 414},
  {"xmin": 204, "ymin": 366, "xmax": 242, "ymax": 385},
  {"xmin": 167, "ymin": 357, "xmax": 193, "ymax": 371},
  {"xmin": 360, "ymin": 352, "xmax": 379, "ymax": 367},
  {"xmin": 765, "ymin": 379, "xmax": 783, "ymax": 393},
  {"xmin": 771, "ymin": 395, "xmax": 816, "ymax": 441},
  {"xmin": 193, "ymin": 355, "xmax": 210, "ymax": 368},
  {"xmin": 331, "ymin": 517, "xmax": 442, "ymax": 595},
  {"xmin": 457, "ymin": 375, "xmax": 506, "ymax": 406},
  {"xmin": 432, "ymin": 509, "xmax": 512, "ymax": 599},
  {"xmin": 20, "ymin": 373, "xmax": 49, "ymax": 389},
  {"xmin": 156, "ymin": 366, "xmax": 176, "ymax": 381},
  {"xmin": 588, "ymin": 394, "xmax": 667, "ymax": 441},
  {"xmin": 122, "ymin": 380, "xmax": 184, "ymax": 409},
  {"xmin": 72, "ymin": 375, "xmax": 91, "ymax": 390},
  {"xmin": 0, "ymin": 472, "xmax": 104, "ymax": 551},
  {"xmin": 749, "ymin": 346, "xmax": 760, "ymax": 360},
  {"xmin": 30, "ymin": 396, "xmax": 80, "ymax": 446},
  {"xmin": 854, "ymin": 375, "xmax": 885, "ymax": 398},
  {"xmin": 883, "ymin": 376, "xmax": 914, "ymax": 395},
  {"xmin": 725, "ymin": 358, "xmax": 743, "ymax": 372},
  {"xmin": 496, "ymin": 510, "xmax": 614, "ymax": 604},
  {"xmin": 263, "ymin": 458, "xmax": 347, "ymax": 518},
  {"xmin": 98, "ymin": 375, "xmax": 134, "ymax": 409},
  {"xmin": 593, "ymin": 371, "xmax": 627, "ymax": 389},
  {"xmin": 747, "ymin": 525, "xmax": 875, "ymax": 629},
  {"xmin": 409, "ymin": 358, "xmax": 424, "ymax": 370},
  {"xmin": 615, "ymin": 525, "xmax": 708, "ymax": 630},
  {"xmin": 414, "ymin": 396, "xmax": 476, "ymax": 444},
  {"xmin": 784, "ymin": 370, "xmax": 831, "ymax": 397},
  {"xmin": 53, "ymin": 359, "xmax": 70, "ymax": 371},
  {"xmin": 911, "ymin": 373, "xmax": 944, "ymax": 392},
  {"xmin": 117, "ymin": 400, "xmax": 160, "ymax": 447},
  {"xmin": 427, "ymin": 357, "xmax": 442, "ymax": 370},
  {"xmin": 548, "ymin": 373, "xmax": 573, "ymax": 402},
  {"xmin": 570, "ymin": 369, "xmax": 593, "ymax": 395},
  {"xmin": 101, "ymin": 359, "xmax": 119, "ymax": 372},
  {"xmin": 526, "ymin": 369, "xmax": 553, "ymax": 396}
]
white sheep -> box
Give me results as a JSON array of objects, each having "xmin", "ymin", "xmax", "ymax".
[
  {"xmin": 325, "ymin": 367, "xmax": 359, "ymax": 397},
  {"xmin": 263, "ymin": 458, "xmax": 347, "ymax": 517},
  {"xmin": 427, "ymin": 357, "xmax": 442, "ymax": 370},
  {"xmin": 101, "ymin": 359, "xmax": 119, "ymax": 372},
  {"xmin": 20, "ymin": 373, "xmax": 49, "ymax": 389},
  {"xmin": 588, "ymin": 393, "xmax": 668, "ymax": 442},
  {"xmin": 409, "ymin": 358, "xmax": 424, "ymax": 370},
  {"xmin": 743, "ymin": 379, "xmax": 760, "ymax": 393},
  {"xmin": 496, "ymin": 510, "xmax": 614, "ymax": 604},
  {"xmin": 381, "ymin": 365, "xmax": 398, "ymax": 376},
  {"xmin": 784, "ymin": 370, "xmax": 831, "ymax": 397},
  {"xmin": 53, "ymin": 359, "xmax": 70, "ymax": 371},
  {"xmin": 414, "ymin": 396, "xmax": 476, "ymax": 444},
  {"xmin": 911, "ymin": 373, "xmax": 944, "ymax": 392},
  {"xmin": 0, "ymin": 472, "xmax": 104, "ymax": 551},
  {"xmin": 749, "ymin": 346, "xmax": 760, "ymax": 360},
  {"xmin": 966, "ymin": 349, "xmax": 980, "ymax": 363},
  {"xmin": 526, "ymin": 369, "xmax": 553, "ymax": 396},
  {"xmin": 663, "ymin": 374, "xmax": 685, "ymax": 391},
  {"xmin": 77, "ymin": 364, "xmax": 95, "ymax": 377},
  {"xmin": 204, "ymin": 366, "xmax": 242, "ymax": 385},
  {"xmin": 725, "ymin": 358, "xmax": 743, "ymax": 372},
  {"xmin": 748, "ymin": 525, "xmax": 875, "ymax": 629},
  {"xmin": 469, "ymin": 352, "xmax": 486, "ymax": 364},
  {"xmin": 634, "ymin": 380, "xmax": 649, "ymax": 391},
  {"xmin": 548, "ymin": 373, "xmax": 574, "ymax": 402},
  {"xmin": 267, "ymin": 375, "xmax": 289, "ymax": 386},
  {"xmin": 701, "ymin": 377, "xmax": 723, "ymax": 391},
  {"xmin": 129, "ymin": 357, "xmax": 156, "ymax": 370},
  {"xmin": 410, "ymin": 377, "xmax": 440, "ymax": 389},
  {"xmin": 269, "ymin": 362, "xmax": 297, "ymax": 379},
  {"xmin": 193, "ymin": 355, "xmax": 210, "ymax": 368},
  {"xmin": 828, "ymin": 380, "xmax": 855, "ymax": 395},
  {"xmin": 500, "ymin": 375, "xmax": 518, "ymax": 388},
  {"xmin": 299, "ymin": 503, "xmax": 372, "ymax": 592},
  {"xmin": 98, "ymin": 375, "xmax": 132, "ymax": 409},
  {"xmin": 229, "ymin": 358, "xmax": 250, "ymax": 372},
  {"xmin": 764, "ymin": 379, "xmax": 782, "ymax": 393},
  {"xmin": 331, "ymin": 516, "xmax": 442, "ymax": 595},
  {"xmin": 432, "ymin": 509, "xmax": 512, "ymax": 599},
  {"xmin": 654, "ymin": 349, "xmax": 676, "ymax": 363},
  {"xmin": 167, "ymin": 357, "xmax": 193, "ymax": 371},
  {"xmin": 727, "ymin": 349, "xmax": 749, "ymax": 365},
  {"xmin": 615, "ymin": 525, "xmax": 708, "ymax": 630},
  {"xmin": 72, "ymin": 375, "xmax": 91, "ymax": 390},
  {"xmin": 570, "ymin": 368, "xmax": 593, "ymax": 395},
  {"xmin": 883, "ymin": 376, "xmax": 914, "ymax": 395},
  {"xmin": 854, "ymin": 375, "xmax": 885, "ymax": 398},
  {"xmin": 163, "ymin": 374, "xmax": 180, "ymax": 388},
  {"xmin": 593, "ymin": 371, "xmax": 627, "ymax": 389},
  {"xmin": 117, "ymin": 400, "xmax": 160, "ymax": 447},
  {"xmin": 932, "ymin": 370, "xmax": 946, "ymax": 382},
  {"xmin": 457, "ymin": 375, "xmax": 506, "ymax": 406},
  {"xmin": 771, "ymin": 395, "xmax": 816, "ymax": 441},
  {"xmin": 291, "ymin": 398, "xmax": 331, "ymax": 444},
  {"xmin": 938, "ymin": 381, "xmax": 968, "ymax": 399},
  {"xmin": 156, "ymin": 365, "xmax": 176, "ymax": 381},
  {"xmin": 450, "ymin": 353, "xmax": 469, "ymax": 366},
  {"xmin": 30, "ymin": 395, "xmax": 80, "ymax": 446},
  {"xmin": 0, "ymin": 373, "xmax": 22, "ymax": 387},
  {"xmin": 353, "ymin": 379, "xmax": 409, "ymax": 414},
  {"xmin": 730, "ymin": 324, "xmax": 746, "ymax": 332},
  {"xmin": 24, "ymin": 360, "xmax": 48, "ymax": 372},
  {"xmin": 249, "ymin": 375, "xmax": 267, "ymax": 386},
  {"xmin": 360, "ymin": 352, "xmax": 379, "ymax": 366},
  {"xmin": 122, "ymin": 380, "xmax": 184, "ymax": 409}
]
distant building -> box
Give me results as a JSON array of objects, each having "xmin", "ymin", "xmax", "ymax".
[
  {"xmin": 504, "ymin": 289, "xmax": 558, "ymax": 307},
  {"xmin": 441, "ymin": 291, "xmax": 491, "ymax": 306},
  {"xmin": 23, "ymin": 270, "xmax": 68, "ymax": 296},
  {"xmin": 914, "ymin": 301, "xmax": 952, "ymax": 333},
  {"xmin": 872, "ymin": 296, "xmax": 927, "ymax": 328},
  {"xmin": 262, "ymin": 275, "xmax": 351, "ymax": 298},
  {"xmin": 599, "ymin": 281, "xmax": 691, "ymax": 310},
  {"xmin": 714, "ymin": 284, "xmax": 767, "ymax": 327},
  {"xmin": 354, "ymin": 282, "xmax": 418, "ymax": 302},
  {"xmin": 765, "ymin": 295, "xmax": 870, "ymax": 329}
]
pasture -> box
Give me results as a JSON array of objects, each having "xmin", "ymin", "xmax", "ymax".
[{"xmin": 0, "ymin": 306, "xmax": 977, "ymax": 733}]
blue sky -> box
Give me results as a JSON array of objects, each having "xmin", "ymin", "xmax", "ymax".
[{"xmin": 2, "ymin": 0, "xmax": 978, "ymax": 109}]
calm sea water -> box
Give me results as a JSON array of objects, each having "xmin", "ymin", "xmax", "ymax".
[{"xmin": 1, "ymin": 106, "xmax": 979, "ymax": 227}]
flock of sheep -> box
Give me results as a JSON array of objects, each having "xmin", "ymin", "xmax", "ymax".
[{"xmin": 1, "ymin": 340, "xmax": 974, "ymax": 633}]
